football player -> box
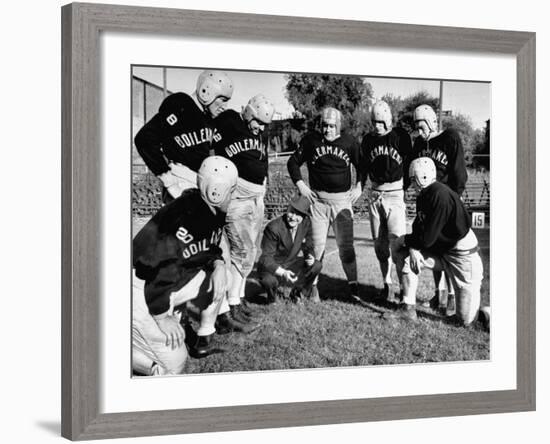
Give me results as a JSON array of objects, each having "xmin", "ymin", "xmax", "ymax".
[
  {"xmin": 411, "ymin": 104, "xmax": 469, "ymax": 314},
  {"xmin": 132, "ymin": 156, "xmax": 245, "ymax": 376},
  {"xmin": 389, "ymin": 157, "xmax": 489, "ymax": 331},
  {"xmin": 134, "ymin": 70, "xmax": 234, "ymax": 202},
  {"xmin": 213, "ymin": 94, "xmax": 275, "ymax": 321},
  {"xmin": 287, "ymin": 107, "xmax": 362, "ymax": 301},
  {"xmin": 134, "ymin": 70, "xmax": 242, "ymax": 354},
  {"xmin": 359, "ymin": 100, "xmax": 412, "ymax": 302}
]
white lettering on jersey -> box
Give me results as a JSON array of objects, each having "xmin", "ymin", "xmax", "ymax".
[
  {"xmin": 419, "ymin": 148, "xmax": 448, "ymax": 167},
  {"xmin": 179, "ymin": 227, "xmax": 224, "ymax": 260},
  {"xmin": 369, "ymin": 145, "xmax": 403, "ymax": 164},
  {"xmin": 173, "ymin": 127, "xmax": 214, "ymax": 149},
  {"xmin": 311, "ymin": 145, "xmax": 350, "ymax": 166},
  {"xmin": 212, "ymin": 129, "xmax": 222, "ymax": 143},
  {"xmin": 175, "ymin": 227, "xmax": 193, "ymax": 243},
  {"xmin": 224, "ymin": 138, "xmax": 266, "ymax": 158},
  {"xmin": 166, "ymin": 113, "xmax": 178, "ymax": 126}
]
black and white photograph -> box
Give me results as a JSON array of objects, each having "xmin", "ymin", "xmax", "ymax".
[
  {"xmin": 3, "ymin": 0, "xmax": 545, "ymax": 442},
  {"xmin": 131, "ymin": 66, "xmax": 491, "ymax": 376}
]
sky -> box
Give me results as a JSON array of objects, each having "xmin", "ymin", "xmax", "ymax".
[{"xmin": 133, "ymin": 66, "xmax": 490, "ymax": 129}]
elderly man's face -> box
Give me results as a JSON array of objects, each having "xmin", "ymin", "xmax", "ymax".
[{"xmin": 286, "ymin": 208, "xmax": 304, "ymax": 228}]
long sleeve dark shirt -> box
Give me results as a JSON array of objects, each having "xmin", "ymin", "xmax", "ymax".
[
  {"xmin": 133, "ymin": 189, "xmax": 225, "ymax": 315},
  {"xmin": 212, "ymin": 110, "xmax": 268, "ymax": 185},
  {"xmin": 404, "ymin": 181, "xmax": 471, "ymax": 254},
  {"xmin": 134, "ymin": 92, "xmax": 215, "ymax": 176},
  {"xmin": 410, "ymin": 128, "xmax": 468, "ymax": 195},
  {"xmin": 287, "ymin": 131, "xmax": 361, "ymax": 193},
  {"xmin": 359, "ymin": 127, "xmax": 412, "ymax": 187}
]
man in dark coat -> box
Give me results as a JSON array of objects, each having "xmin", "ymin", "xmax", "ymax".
[{"xmin": 257, "ymin": 196, "xmax": 322, "ymax": 303}]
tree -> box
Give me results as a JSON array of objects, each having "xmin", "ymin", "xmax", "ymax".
[
  {"xmin": 441, "ymin": 113, "xmax": 476, "ymax": 166},
  {"xmin": 285, "ymin": 74, "xmax": 374, "ymax": 139},
  {"xmin": 380, "ymin": 93, "xmax": 405, "ymax": 126},
  {"xmin": 472, "ymin": 119, "xmax": 490, "ymax": 170},
  {"xmin": 396, "ymin": 90, "xmax": 440, "ymax": 133},
  {"xmin": 389, "ymin": 90, "xmax": 478, "ymax": 167}
]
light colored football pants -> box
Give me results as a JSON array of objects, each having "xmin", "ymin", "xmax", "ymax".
[
  {"xmin": 310, "ymin": 190, "xmax": 357, "ymax": 282},
  {"xmin": 392, "ymin": 230, "xmax": 483, "ymax": 325},
  {"xmin": 368, "ymin": 185, "xmax": 406, "ymax": 285},
  {"xmin": 132, "ymin": 269, "xmax": 227, "ymax": 376},
  {"xmin": 224, "ymin": 178, "xmax": 266, "ymax": 305}
]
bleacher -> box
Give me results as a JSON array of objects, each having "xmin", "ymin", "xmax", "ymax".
[{"xmin": 133, "ymin": 170, "xmax": 490, "ymax": 225}]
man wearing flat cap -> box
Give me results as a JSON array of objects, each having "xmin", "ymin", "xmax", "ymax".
[{"xmin": 258, "ymin": 196, "xmax": 322, "ymax": 302}]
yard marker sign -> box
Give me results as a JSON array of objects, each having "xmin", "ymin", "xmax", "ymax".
[{"xmin": 472, "ymin": 211, "xmax": 486, "ymax": 229}]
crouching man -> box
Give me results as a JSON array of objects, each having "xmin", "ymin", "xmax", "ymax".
[
  {"xmin": 258, "ymin": 196, "xmax": 322, "ymax": 303},
  {"xmin": 389, "ymin": 157, "xmax": 489, "ymax": 330},
  {"xmin": 132, "ymin": 156, "xmax": 253, "ymax": 376}
]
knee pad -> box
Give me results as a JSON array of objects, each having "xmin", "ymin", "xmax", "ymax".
[
  {"xmin": 229, "ymin": 241, "xmax": 248, "ymax": 259},
  {"xmin": 241, "ymin": 262, "xmax": 255, "ymax": 278},
  {"xmin": 374, "ymin": 239, "xmax": 390, "ymax": 261},
  {"xmin": 339, "ymin": 247, "xmax": 356, "ymax": 264},
  {"xmin": 229, "ymin": 249, "xmax": 248, "ymax": 274},
  {"xmin": 334, "ymin": 212, "xmax": 354, "ymax": 238}
]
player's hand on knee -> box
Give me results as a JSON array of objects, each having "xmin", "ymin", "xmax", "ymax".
[
  {"xmin": 297, "ymin": 180, "xmax": 317, "ymax": 204},
  {"xmin": 155, "ymin": 315, "xmax": 185, "ymax": 350},
  {"xmin": 209, "ymin": 260, "xmax": 228, "ymax": 304},
  {"xmin": 305, "ymin": 254, "xmax": 315, "ymax": 267},
  {"xmin": 409, "ymin": 248, "xmax": 424, "ymax": 274}
]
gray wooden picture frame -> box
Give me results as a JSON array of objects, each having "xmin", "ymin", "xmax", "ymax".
[{"xmin": 61, "ymin": 2, "xmax": 536, "ymax": 440}]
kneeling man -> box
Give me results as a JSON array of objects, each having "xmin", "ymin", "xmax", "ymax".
[
  {"xmin": 132, "ymin": 156, "xmax": 243, "ymax": 376},
  {"xmin": 258, "ymin": 196, "xmax": 322, "ymax": 302},
  {"xmin": 390, "ymin": 157, "xmax": 489, "ymax": 329}
]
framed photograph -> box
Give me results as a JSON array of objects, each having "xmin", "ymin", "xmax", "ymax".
[{"xmin": 62, "ymin": 2, "xmax": 535, "ymax": 440}]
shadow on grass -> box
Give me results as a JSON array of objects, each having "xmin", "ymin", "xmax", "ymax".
[
  {"xmin": 244, "ymin": 271, "xmax": 392, "ymax": 311},
  {"xmin": 236, "ymin": 269, "xmax": 468, "ymax": 329}
]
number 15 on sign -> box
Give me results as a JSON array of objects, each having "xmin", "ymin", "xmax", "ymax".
[{"xmin": 472, "ymin": 212, "xmax": 485, "ymax": 229}]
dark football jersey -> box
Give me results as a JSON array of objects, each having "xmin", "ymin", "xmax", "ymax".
[
  {"xmin": 212, "ymin": 110, "xmax": 268, "ymax": 185},
  {"xmin": 133, "ymin": 189, "xmax": 225, "ymax": 315},
  {"xmin": 287, "ymin": 131, "xmax": 361, "ymax": 193},
  {"xmin": 405, "ymin": 181, "xmax": 471, "ymax": 254},
  {"xmin": 411, "ymin": 128, "xmax": 468, "ymax": 195},
  {"xmin": 134, "ymin": 92, "xmax": 216, "ymax": 176},
  {"xmin": 360, "ymin": 127, "xmax": 412, "ymax": 186}
]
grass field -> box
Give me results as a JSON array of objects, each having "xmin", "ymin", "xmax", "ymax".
[{"xmin": 132, "ymin": 217, "xmax": 490, "ymax": 374}]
